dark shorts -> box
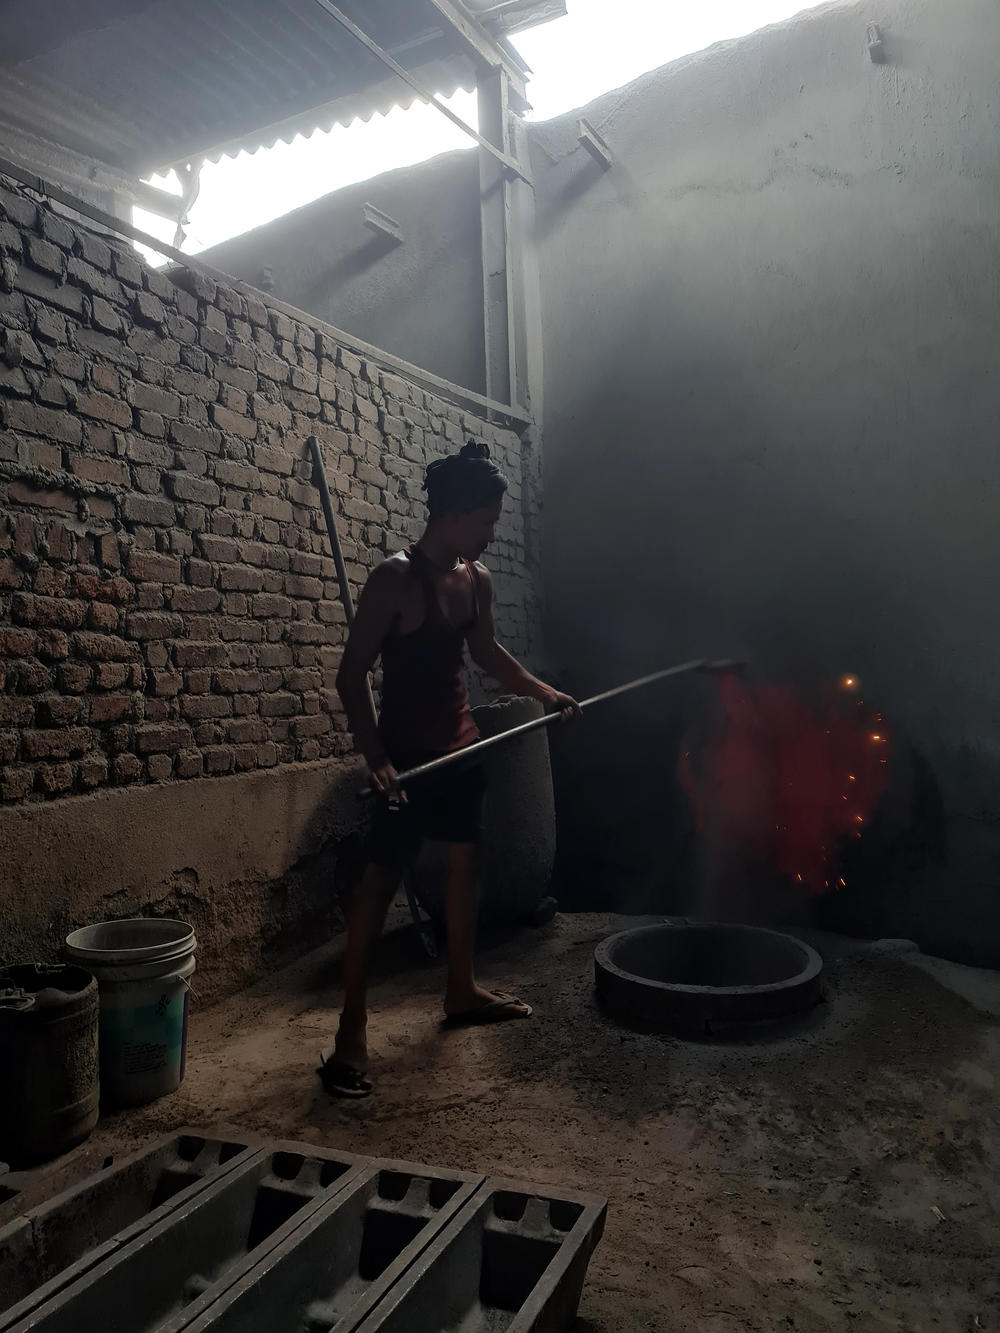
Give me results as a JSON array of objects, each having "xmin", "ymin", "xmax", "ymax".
[{"xmin": 366, "ymin": 749, "xmax": 487, "ymax": 866}]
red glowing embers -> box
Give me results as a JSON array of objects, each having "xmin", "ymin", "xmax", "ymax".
[{"xmin": 680, "ymin": 674, "xmax": 891, "ymax": 894}]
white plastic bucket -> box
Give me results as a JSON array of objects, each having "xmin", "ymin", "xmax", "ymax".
[{"xmin": 65, "ymin": 918, "xmax": 196, "ymax": 1108}]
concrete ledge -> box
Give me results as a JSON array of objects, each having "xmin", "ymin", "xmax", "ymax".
[{"xmin": 0, "ymin": 760, "xmax": 367, "ymax": 998}]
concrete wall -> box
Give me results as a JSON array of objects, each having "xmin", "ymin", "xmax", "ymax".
[
  {"xmin": 533, "ymin": 0, "xmax": 1000, "ymax": 962},
  {"xmin": 1, "ymin": 761, "xmax": 360, "ymax": 1000},
  {"xmin": 0, "ymin": 174, "xmax": 541, "ymax": 989},
  {"xmin": 199, "ymin": 152, "xmax": 486, "ymax": 397}
]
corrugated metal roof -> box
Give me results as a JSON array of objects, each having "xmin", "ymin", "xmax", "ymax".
[{"xmin": 0, "ymin": 0, "xmax": 490, "ymax": 176}]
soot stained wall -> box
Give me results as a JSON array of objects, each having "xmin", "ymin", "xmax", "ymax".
[{"xmin": 534, "ymin": 0, "xmax": 1000, "ymax": 962}]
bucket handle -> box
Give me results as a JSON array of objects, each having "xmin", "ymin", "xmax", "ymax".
[{"xmin": 178, "ymin": 975, "xmax": 200, "ymax": 1002}]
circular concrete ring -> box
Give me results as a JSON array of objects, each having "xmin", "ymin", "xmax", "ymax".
[{"xmin": 594, "ymin": 923, "xmax": 824, "ymax": 1036}]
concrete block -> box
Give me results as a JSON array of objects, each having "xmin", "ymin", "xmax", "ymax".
[
  {"xmin": 181, "ymin": 1155, "xmax": 480, "ymax": 1333},
  {"xmin": 6, "ymin": 1146, "xmax": 368, "ymax": 1333},
  {"xmin": 354, "ymin": 1178, "xmax": 607, "ymax": 1333},
  {"xmin": 0, "ymin": 1131, "xmax": 258, "ymax": 1331}
]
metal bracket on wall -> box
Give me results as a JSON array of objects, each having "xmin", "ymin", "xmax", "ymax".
[
  {"xmin": 578, "ymin": 118, "xmax": 613, "ymax": 170},
  {"xmin": 172, "ymin": 158, "xmax": 203, "ymax": 249},
  {"xmin": 362, "ymin": 203, "xmax": 404, "ymax": 245},
  {"xmin": 867, "ymin": 23, "xmax": 886, "ymax": 63}
]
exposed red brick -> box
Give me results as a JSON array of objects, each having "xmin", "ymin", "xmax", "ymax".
[
  {"xmin": 35, "ymin": 629, "xmax": 70, "ymax": 661},
  {"xmin": 6, "ymin": 481, "xmax": 78, "ymax": 513},
  {"xmin": 148, "ymin": 670, "xmax": 182, "ymax": 697},
  {"xmin": 86, "ymin": 496, "xmax": 118, "ymax": 522},
  {"xmin": 12, "ymin": 594, "xmax": 87, "ymax": 630},
  {"xmin": 146, "ymin": 753, "xmax": 172, "ymax": 781},
  {"xmin": 219, "ymin": 564, "xmax": 264, "ymax": 592},
  {"xmin": 58, "ymin": 663, "xmax": 92, "ymax": 693},
  {"xmin": 203, "ymin": 745, "xmax": 235, "ymax": 773},
  {"xmin": 71, "ymin": 573, "xmax": 134, "ymax": 602},
  {"xmin": 1, "ymin": 767, "xmax": 35, "ymax": 801},
  {"xmin": 114, "ymin": 753, "xmax": 143, "ymax": 784},
  {"xmin": 88, "ymin": 602, "xmax": 120, "ymax": 632},
  {"xmin": 0, "ymin": 698, "xmax": 34, "ymax": 726},
  {"xmin": 176, "ymin": 749, "xmax": 203, "ymax": 778},
  {"xmin": 91, "ymin": 365, "xmax": 121, "ymax": 394},
  {"xmin": 23, "ymin": 727, "xmax": 91, "ymax": 759},
  {"xmin": 33, "ymin": 567, "xmax": 69, "ymax": 597},
  {"xmin": 187, "ymin": 558, "xmax": 215, "ymax": 587},
  {"xmin": 135, "ymin": 723, "xmax": 192, "ymax": 754},
  {"xmin": 126, "ymin": 550, "xmax": 181, "ymax": 582},
  {"xmin": 259, "ymin": 692, "xmax": 300, "ymax": 717},
  {"xmin": 122, "ymin": 495, "xmax": 175, "ymax": 527},
  {"xmin": 256, "ymin": 741, "xmax": 278, "ymax": 767},
  {"xmin": 126, "ymin": 611, "xmax": 183, "ymax": 641},
  {"xmin": 36, "ymin": 762, "xmax": 75, "ymax": 794},
  {"xmin": 90, "ymin": 694, "xmax": 133, "ymax": 724},
  {"xmin": 13, "ymin": 658, "xmax": 55, "ymax": 692},
  {"xmin": 95, "ymin": 532, "xmax": 121, "ymax": 568},
  {"xmin": 0, "ymin": 559, "xmax": 25, "ymax": 591},
  {"xmin": 73, "ymin": 632, "xmax": 139, "ymax": 662},
  {"xmin": 180, "ymin": 694, "xmax": 232, "ymax": 721},
  {"xmin": 74, "ymin": 391, "xmax": 132, "ymax": 428},
  {"xmin": 44, "ymin": 522, "xmax": 74, "ymax": 560},
  {"xmin": 225, "ymin": 718, "xmax": 266, "ymax": 745},
  {"xmin": 36, "ymin": 696, "xmax": 82, "ymax": 727},
  {"xmin": 32, "ymin": 440, "xmax": 64, "ymax": 471},
  {"xmin": 169, "ymin": 586, "xmax": 221, "ymax": 613},
  {"xmin": 70, "ymin": 456, "xmax": 129, "ymax": 486},
  {"xmin": 292, "ymin": 714, "xmax": 331, "ymax": 739},
  {"xmin": 93, "ymin": 662, "xmax": 129, "ymax": 689},
  {"xmin": 79, "ymin": 753, "xmax": 109, "ymax": 787}
]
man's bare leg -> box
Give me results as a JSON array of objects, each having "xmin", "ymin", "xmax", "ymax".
[
  {"xmin": 332, "ymin": 860, "xmax": 401, "ymax": 1073},
  {"xmin": 442, "ymin": 842, "xmax": 530, "ymax": 1019}
]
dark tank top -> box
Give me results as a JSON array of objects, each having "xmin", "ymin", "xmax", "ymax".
[{"xmin": 378, "ymin": 546, "xmax": 480, "ymax": 758}]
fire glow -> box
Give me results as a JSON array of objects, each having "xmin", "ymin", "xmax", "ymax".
[{"xmin": 680, "ymin": 673, "xmax": 892, "ymax": 896}]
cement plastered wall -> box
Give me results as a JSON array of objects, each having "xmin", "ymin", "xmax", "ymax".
[
  {"xmin": 0, "ymin": 760, "xmax": 360, "ymax": 1000},
  {"xmin": 199, "ymin": 153, "xmax": 486, "ymax": 397},
  {"xmin": 533, "ymin": 0, "xmax": 1000, "ymax": 961},
  {"xmin": 0, "ymin": 176, "xmax": 541, "ymax": 987}
]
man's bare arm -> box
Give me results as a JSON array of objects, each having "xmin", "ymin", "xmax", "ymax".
[
  {"xmin": 335, "ymin": 563, "xmax": 403, "ymax": 784},
  {"xmin": 467, "ymin": 567, "xmax": 578, "ymax": 717}
]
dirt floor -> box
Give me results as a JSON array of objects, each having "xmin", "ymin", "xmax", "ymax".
[{"xmin": 31, "ymin": 913, "xmax": 1000, "ymax": 1331}]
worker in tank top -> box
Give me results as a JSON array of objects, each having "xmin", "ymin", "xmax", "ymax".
[{"xmin": 324, "ymin": 440, "xmax": 578, "ymax": 1099}]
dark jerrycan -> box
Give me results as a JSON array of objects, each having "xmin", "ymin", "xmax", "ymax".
[{"xmin": 0, "ymin": 964, "xmax": 99, "ymax": 1166}]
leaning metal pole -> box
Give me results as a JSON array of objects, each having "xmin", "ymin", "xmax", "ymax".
[{"xmin": 308, "ymin": 435, "xmax": 438, "ymax": 958}]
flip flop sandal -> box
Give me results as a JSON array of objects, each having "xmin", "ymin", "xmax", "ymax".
[
  {"xmin": 317, "ymin": 1053, "xmax": 373, "ymax": 1099},
  {"xmin": 441, "ymin": 991, "xmax": 533, "ymax": 1029}
]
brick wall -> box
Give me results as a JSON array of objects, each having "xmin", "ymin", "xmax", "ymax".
[{"xmin": 0, "ymin": 175, "xmax": 541, "ymax": 807}]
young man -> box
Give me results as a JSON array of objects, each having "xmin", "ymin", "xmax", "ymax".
[{"xmin": 323, "ymin": 440, "xmax": 577, "ymax": 1098}]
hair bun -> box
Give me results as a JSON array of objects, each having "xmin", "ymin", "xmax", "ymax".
[{"xmin": 460, "ymin": 439, "xmax": 490, "ymax": 461}]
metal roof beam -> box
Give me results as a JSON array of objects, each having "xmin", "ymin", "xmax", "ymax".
[
  {"xmin": 310, "ymin": 0, "xmax": 530, "ymax": 184},
  {"xmin": 423, "ymin": 0, "xmax": 528, "ymax": 101},
  {"xmin": 474, "ymin": 0, "xmax": 567, "ymax": 39}
]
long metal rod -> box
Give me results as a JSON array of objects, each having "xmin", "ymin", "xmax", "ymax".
[
  {"xmin": 309, "ymin": 0, "xmax": 530, "ymax": 183},
  {"xmin": 308, "ymin": 436, "xmax": 438, "ymax": 957},
  {"xmin": 366, "ymin": 659, "xmax": 744, "ymax": 795}
]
